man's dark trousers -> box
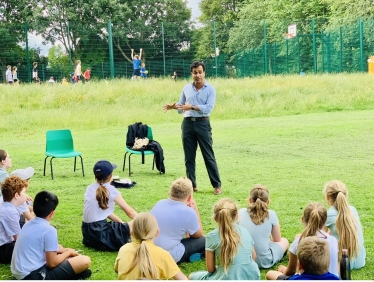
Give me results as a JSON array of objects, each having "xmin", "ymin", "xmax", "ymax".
[{"xmin": 181, "ymin": 118, "xmax": 221, "ymax": 189}]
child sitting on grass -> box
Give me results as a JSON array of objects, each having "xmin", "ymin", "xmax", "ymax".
[
  {"xmin": 266, "ymin": 202, "xmax": 339, "ymax": 279},
  {"xmin": 287, "ymin": 236, "xmax": 339, "ymax": 280},
  {"xmin": 82, "ymin": 160, "xmax": 137, "ymax": 251},
  {"xmin": 115, "ymin": 212, "xmax": 187, "ymax": 280},
  {"xmin": 238, "ymin": 184, "xmax": 289, "ymax": 268},
  {"xmin": 0, "ymin": 176, "xmax": 28, "ymax": 264},
  {"xmin": 323, "ymin": 180, "xmax": 366, "ymax": 269},
  {"xmin": 11, "ymin": 167, "xmax": 35, "ymax": 223},
  {"xmin": 0, "ymin": 149, "xmax": 12, "ymax": 192},
  {"xmin": 189, "ymin": 198, "xmax": 260, "ymax": 280},
  {"xmin": 11, "ymin": 191, "xmax": 91, "ymax": 280}
]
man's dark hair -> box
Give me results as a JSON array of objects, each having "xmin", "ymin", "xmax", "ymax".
[
  {"xmin": 190, "ymin": 61, "xmax": 205, "ymax": 72},
  {"xmin": 34, "ymin": 191, "xmax": 59, "ymax": 218}
]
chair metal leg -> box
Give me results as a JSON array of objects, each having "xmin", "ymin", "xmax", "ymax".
[
  {"xmin": 123, "ymin": 152, "xmax": 129, "ymax": 171},
  {"xmin": 152, "ymin": 154, "xmax": 155, "ymax": 171},
  {"xmin": 50, "ymin": 157, "xmax": 55, "ymax": 180},
  {"xmin": 43, "ymin": 156, "xmax": 49, "ymax": 176},
  {"xmin": 74, "ymin": 157, "xmax": 77, "ymax": 171},
  {"xmin": 79, "ymin": 156, "xmax": 84, "ymax": 177},
  {"xmin": 128, "ymin": 153, "xmax": 132, "ymax": 176}
]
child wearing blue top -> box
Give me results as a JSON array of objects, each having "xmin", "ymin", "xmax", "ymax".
[
  {"xmin": 288, "ymin": 236, "xmax": 339, "ymax": 280},
  {"xmin": 189, "ymin": 198, "xmax": 260, "ymax": 280},
  {"xmin": 131, "ymin": 48, "xmax": 142, "ymax": 79},
  {"xmin": 11, "ymin": 191, "xmax": 92, "ymax": 280},
  {"xmin": 238, "ymin": 184, "xmax": 288, "ymax": 268},
  {"xmin": 324, "ymin": 180, "xmax": 366, "ymax": 270},
  {"xmin": 140, "ymin": 63, "xmax": 147, "ymax": 79},
  {"xmin": 0, "ymin": 149, "xmax": 12, "ymax": 204},
  {"xmin": 0, "ymin": 176, "xmax": 28, "ymax": 264}
]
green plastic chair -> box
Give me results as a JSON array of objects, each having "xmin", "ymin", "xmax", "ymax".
[
  {"xmin": 43, "ymin": 129, "xmax": 84, "ymax": 180},
  {"xmin": 123, "ymin": 126, "xmax": 157, "ymax": 176}
]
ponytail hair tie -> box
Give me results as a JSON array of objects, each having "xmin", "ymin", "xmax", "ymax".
[{"xmin": 141, "ymin": 239, "xmax": 146, "ymax": 241}]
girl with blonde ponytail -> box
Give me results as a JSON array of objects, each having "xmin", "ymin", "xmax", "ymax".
[
  {"xmin": 324, "ymin": 180, "xmax": 366, "ymax": 269},
  {"xmin": 115, "ymin": 212, "xmax": 187, "ymax": 280},
  {"xmin": 238, "ymin": 184, "xmax": 289, "ymax": 268},
  {"xmin": 189, "ymin": 198, "xmax": 260, "ymax": 280},
  {"xmin": 82, "ymin": 160, "xmax": 137, "ymax": 251},
  {"xmin": 266, "ymin": 202, "xmax": 339, "ymax": 280}
]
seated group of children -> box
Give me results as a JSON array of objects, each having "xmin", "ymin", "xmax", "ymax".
[{"xmin": 0, "ymin": 148, "xmax": 367, "ymax": 280}]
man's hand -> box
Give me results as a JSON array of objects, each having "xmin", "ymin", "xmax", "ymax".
[
  {"xmin": 176, "ymin": 103, "xmax": 192, "ymax": 111},
  {"xmin": 163, "ymin": 103, "xmax": 175, "ymax": 112}
]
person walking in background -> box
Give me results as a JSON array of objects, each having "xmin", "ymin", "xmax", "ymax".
[
  {"xmin": 189, "ymin": 198, "xmax": 260, "ymax": 280},
  {"xmin": 114, "ymin": 212, "xmax": 187, "ymax": 280},
  {"xmin": 238, "ymin": 184, "xmax": 289, "ymax": 268},
  {"xmin": 12, "ymin": 66, "xmax": 18, "ymax": 84},
  {"xmin": 131, "ymin": 48, "xmax": 142, "ymax": 80},
  {"xmin": 32, "ymin": 62, "xmax": 40, "ymax": 83},
  {"xmin": 75, "ymin": 60, "xmax": 82, "ymax": 82},
  {"xmin": 5, "ymin": 65, "xmax": 13, "ymax": 84},
  {"xmin": 140, "ymin": 63, "xmax": 147, "ymax": 79},
  {"xmin": 163, "ymin": 61, "xmax": 222, "ymax": 195},
  {"xmin": 172, "ymin": 71, "xmax": 178, "ymax": 81},
  {"xmin": 84, "ymin": 68, "xmax": 91, "ymax": 82},
  {"xmin": 323, "ymin": 180, "xmax": 366, "ymax": 270}
]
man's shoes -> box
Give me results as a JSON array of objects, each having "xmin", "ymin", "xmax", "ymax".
[
  {"xmin": 189, "ymin": 253, "xmax": 201, "ymax": 262},
  {"xmin": 193, "ymin": 187, "xmax": 198, "ymax": 192},
  {"xmin": 214, "ymin": 187, "xmax": 222, "ymax": 195}
]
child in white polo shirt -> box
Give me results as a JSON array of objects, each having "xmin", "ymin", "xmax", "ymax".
[
  {"xmin": 11, "ymin": 191, "xmax": 92, "ymax": 280},
  {"xmin": 0, "ymin": 176, "xmax": 28, "ymax": 264}
]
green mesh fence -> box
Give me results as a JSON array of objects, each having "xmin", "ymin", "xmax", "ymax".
[{"xmin": 0, "ymin": 19, "xmax": 373, "ymax": 83}]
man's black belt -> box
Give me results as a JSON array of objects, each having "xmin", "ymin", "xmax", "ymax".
[{"xmin": 184, "ymin": 117, "xmax": 209, "ymax": 121}]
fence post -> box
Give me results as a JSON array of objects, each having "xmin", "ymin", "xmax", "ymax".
[
  {"xmin": 286, "ymin": 39, "xmax": 289, "ymax": 73},
  {"xmin": 213, "ymin": 20, "xmax": 218, "ymax": 77},
  {"xmin": 67, "ymin": 22, "xmax": 73, "ymax": 74},
  {"xmin": 263, "ymin": 20, "xmax": 267, "ymax": 74},
  {"xmin": 42, "ymin": 64, "xmax": 45, "ymax": 82},
  {"xmin": 312, "ymin": 19, "xmax": 317, "ymax": 74},
  {"xmin": 359, "ymin": 18, "xmax": 364, "ymax": 72},
  {"xmin": 274, "ymin": 42, "xmax": 277, "ymax": 74},
  {"xmin": 24, "ymin": 22, "xmax": 31, "ymax": 82},
  {"xmin": 162, "ymin": 22, "xmax": 166, "ymax": 76},
  {"xmin": 297, "ymin": 36, "xmax": 301, "ymax": 74},
  {"xmin": 108, "ymin": 21, "xmax": 114, "ymax": 78},
  {"xmin": 340, "ymin": 27, "xmax": 343, "ymax": 72}
]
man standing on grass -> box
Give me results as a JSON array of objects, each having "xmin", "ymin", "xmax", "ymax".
[{"xmin": 163, "ymin": 61, "xmax": 222, "ymax": 195}]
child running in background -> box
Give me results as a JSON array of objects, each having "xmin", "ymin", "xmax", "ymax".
[
  {"xmin": 189, "ymin": 198, "xmax": 260, "ymax": 280},
  {"xmin": 0, "ymin": 176, "xmax": 28, "ymax": 264},
  {"xmin": 266, "ymin": 202, "xmax": 339, "ymax": 279},
  {"xmin": 238, "ymin": 184, "xmax": 289, "ymax": 268},
  {"xmin": 82, "ymin": 160, "xmax": 138, "ymax": 251},
  {"xmin": 323, "ymin": 180, "xmax": 366, "ymax": 269},
  {"xmin": 11, "ymin": 191, "xmax": 92, "ymax": 280},
  {"xmin": 114, "ymin": 212, "xmax": 187, "ymax": 280},
  {"xmin": 287, "ymin": 236, "xmax": 339, "ymax": 280}
]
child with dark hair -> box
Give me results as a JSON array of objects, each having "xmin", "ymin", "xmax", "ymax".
[
  {"xmin": 0, "ymin": 176, "xmax": 28, "ymax": 264},
  {"xmin": 82, "ymin": 160, "xmax": 137, "ymax": 251},
  {"xmin": 11, "ymin": 191, "xmax": 91, "ymax": 280}
]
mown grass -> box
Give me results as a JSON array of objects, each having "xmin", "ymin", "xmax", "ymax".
[{"xmin": 0, "ymin": 74, "xmax": 374, "ymax": 280}]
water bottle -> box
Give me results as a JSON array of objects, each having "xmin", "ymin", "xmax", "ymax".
[{"xmin": 340, "ymin": 249, "xmax": 351, "ymax": 280}]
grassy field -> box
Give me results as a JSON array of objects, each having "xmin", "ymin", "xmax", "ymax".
[{"xmin": 0, "ymin": 74, "xmax": 373, "ymax": 279}]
